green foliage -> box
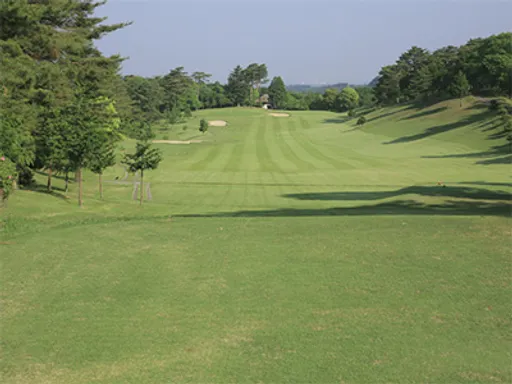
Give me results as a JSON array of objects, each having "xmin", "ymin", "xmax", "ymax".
[
  {"xmin": 356, "ymin": 116, "xmax": 367, "ymax": 126},
  {"xmin": 121, "ymin": 141, "xmax": 163, "ymax": 175},
  {"xmin": 199, "ymin": 119, "xmax": 208, "ymax": 134},
  {"xmin": 336, "ymin": 87, "xmax": 360, "ymax": 112},
  {"xmin": 0, "ymin": 155, "xmax": 17, "ymax": 201},
  {"xmin": 268, "ymin": 76, "xmax": 287, "ymax": 109},
  {"xmin": 226, "ymin": 65, "xmax": 250, "ymax": 106},
  {"xmin": 449, "ymin": 71, "xmax": 471, "ymax": 103},
  {"xmin": 166, "ymin": 107, "xmax": 182, "ymax": 125},
  {"xmin": 322, "ymin": 88, "xmax": 339, "ymax": 111},
  {"xmin": 355, "ymin": 86, "xmax": 375, "ymax": 107},
  {"xmin": 374, "ymin": 32, "xmax": 512, "ymax": 105}
]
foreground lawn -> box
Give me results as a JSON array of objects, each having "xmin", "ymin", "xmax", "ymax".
[{"xmin": 1, "ymin": 102, "xmax": 511, "ymax": 383}]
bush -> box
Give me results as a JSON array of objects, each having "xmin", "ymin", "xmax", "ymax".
[
  {"xmin": 356, "ymin": 116, "xmax": 367, "ymax": 126},
  {"xmin": 199, "ymin": 119, "xmax": 208, "ymax": 134},
  {"xmin": 182, "ymin": 125, "xmax": 188, "ymax": 131},
  {"xmin": 0, "ymin": 155, "xmax": 17, "ymax": 202},
  {"xmin": 347, "ymin": 109, "xmax": 355, "ymax": 118},
  {"xmin": 17, "ymin": 166, "xmax": 34, "ymax": 187},
  {"xmin": 162, "ymin": 134, "xmax": 169, "ymax": 140}
]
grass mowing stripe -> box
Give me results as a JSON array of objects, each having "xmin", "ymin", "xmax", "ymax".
[
  {"xmin": 223, "ymin": 117, "xmax": 256, "ymax": 172},
  {"xmin": 293, "ymin": 117, "xmax": 355, "ymax": 169},
  {"xmin": 284, "ymin": 118, "xmax": 340, "ymax": 170},
  {"xmin": 272, "ymin": 117, "xmax": 317, "ymax": 172},
  {"xmin": 186, "ymin": 141, "xmax": 225, "ymax": 171},
  {"xmin": 261, "ymin": 116, "xmax": 297, "ymax": 172},
  {"xmin": 240, "ymin": 116, "xmax": 260, "ymax": 172},
  {"xmin": 256, "ymin": 116, "xmax": 284, "ymax": 173}
]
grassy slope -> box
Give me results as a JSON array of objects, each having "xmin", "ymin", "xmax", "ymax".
[{"xmin": 1, "ymin": 99, "xmax": 511, "ymax": 384}]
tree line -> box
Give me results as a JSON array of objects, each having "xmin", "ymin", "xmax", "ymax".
[
  {"xmin": 0, "ymin": 0, "xmax": 161, "ymax": 206},
  {"xmin": 373, "ymin": 33, "xmax": 512, "ymax": 105}
]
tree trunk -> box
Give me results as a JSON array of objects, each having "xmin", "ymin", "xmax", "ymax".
[
  {"xmin": 47, "ymin": 167, "xmax": 52, "ymax": 192},
  {"xmin": 77, "ymin": 167, "xmax": 83, "ymax": 207},
  {"xmin": 99, "ymin": 173, "xmax": 103, "ymax": 199},
  {"xmin": 139, "ymin": 169, "xmax": 144, "ymax": 206},
  {"xmin": 64, "ymin": 172, "xmax": 69, "ymax": 193}
]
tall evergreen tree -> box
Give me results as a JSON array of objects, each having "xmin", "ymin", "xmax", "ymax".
[
  {"xmin": 268, "ymin": 76, "xmax": 287, "ymax": 109},
  {"xmin": 226, "ymin": 65, "xmax": 250, "ymax": 106}
]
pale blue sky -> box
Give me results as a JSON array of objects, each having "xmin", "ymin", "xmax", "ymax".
[{"xmin": 95, "ymin": 0, "xmax": 512, "ymax": 85}]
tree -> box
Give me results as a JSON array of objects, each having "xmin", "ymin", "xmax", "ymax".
[
  {"xmin": 0, "ymin": 155, "xmax": 17, "ymax": 204},
  {"xmin": 244, "ymin": 63, "xmax": 259, "ymax": 105},
  {"xmin": 336, "ymin": 87, "xmax": 360, "ymax": 112},
  {"xmin": 122, "ymin": 142, "xmax": 162, "ymax": 206},
  {"xmin": 374, "ymin": 65, "xmax": 402, "ymax": 105},
  {"xmin": 226, "ymin": 65, "xmax": 250, "ymax": 106},
  {"xmin": 450, "ymin": 71, "xmax": 471, "ymax": 107},
  {"xmin": 88, "ymin": 139, "xmax": 115, "ymax": 199},
  {"xmin": 396, "ymin": 46, "xmax": 431, "ymax": 100},
  {"xmin": 199, "ymin": 119, "xmax": 208, "ymax": 134},
  {"xmin": 355, "ymin": 86, "xmax": 375, "ymax": 107},
  {"xmin": 87, "ymin": 97, "xmax": 121, "ymax": 199},
  {"xmin": 322, "ymin": 88, "xmax": 339, "ymax": 111},
  {"xmin": 268, "ymin": 76, "xmax": 287, "ymax": 109}
]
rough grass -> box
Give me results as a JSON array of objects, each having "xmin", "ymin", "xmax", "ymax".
[{"xmin": 1, "ymin": 100, "xmax": 511, "ymax": 384}]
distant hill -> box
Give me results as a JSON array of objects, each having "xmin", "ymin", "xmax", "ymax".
[
  {"xmin": 368, "ymin": 76, "xmax": 379, "ymax": 87},
  {"xmin": 286, "ymin": 83, "xmax": 349, "ymax": 93}
]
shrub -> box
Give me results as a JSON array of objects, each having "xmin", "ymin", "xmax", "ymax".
[
  {"xmin": 0, "ymin": 155, "xmax": 17, "ymax": 202},
  {"xmin": 162, "ymin": 134, "xmax": 169, "ymax": 140},
  {"xmin": 347, "ymin": 109, "xmax": 355, "ymax": 118},
  {"xmin": 199, "ymin": 119, "xmax": 208, "ymax": 134},
  {"xmin": 356, "ymin": 116, "xmax": 367, "ymax": 126},
  {"xmin": 182, "ymin": 125, "xmax": 188, "ymax": 131}
]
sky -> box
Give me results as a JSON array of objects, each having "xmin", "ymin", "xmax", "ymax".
[{"xmin": 94, "ymin": 0, "xmax": 512, "ymax": 85}]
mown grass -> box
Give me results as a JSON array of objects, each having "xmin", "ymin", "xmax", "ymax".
[{"xmin": 1, "ymin": 100, "xmax": 511, "ymax": 383}]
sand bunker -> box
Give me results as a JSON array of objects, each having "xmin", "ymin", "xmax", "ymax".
[
  {"xmin": 208, "ymin": 120, "xmax": 228, "ymax": 126},
  {"xmin": 153, "ymin": 140, "xmax": 202, "ymax": 145},
  {"xmin": 269, "ymin": 113, "xmax": 290, "ymax": 117}
]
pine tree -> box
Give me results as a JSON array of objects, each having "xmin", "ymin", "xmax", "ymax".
[{"xmin": 268, "ymin": 77, "xmax": 287, "ymax": 109}]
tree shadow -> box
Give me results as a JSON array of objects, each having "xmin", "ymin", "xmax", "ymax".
[
  {"xmin": 365, "ymin": 106, "xmax": 413, "ymax": 123},
  {"xmin": 422, "ymin": 144, "xmax": 510, "ymax": 162},
  {"xmin": 34, "ymin": 170, "xmax": 72, "ymax": 182},
  {"xmin": 384, "ymin": 110, "xmax": 493, "ymax": 144},
  {"xmin": 282, "ymin": 185, "xmax": 511, "ymax": 202},
  {"xmin": 323, "ymin": 116, "xmax": 351, "ymax": 124},
  {"xmin": 457, "ymin": 181, "xmax": 512, "ymax": 187},
  {"xmin": 175, "ymin": 200, "xmax": 511, "ymax": 219},
  {"xmin": 400, "ymin": 106, "xmax": 448, "ymax": 120},
  {"xmin": 24, "ymin": 184, "xmax": 70, "ymax": 201},
  {"xmin": 476, "ymin": 155, "xmax": 512, "ymax": 165}
]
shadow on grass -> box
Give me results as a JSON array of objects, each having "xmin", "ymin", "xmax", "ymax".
[
  {"xmin": 476, "ymin": 155, "xmax": 512, "ymax": 165},
  {"xmin": 175, "ymin": 200, "xmax": 512, "ymax": 218},
  {"xmin": 457, "ymin": 181, "xmax": 512, "ymax": 187},
  {"xmin": 400, "ymin": 106, "xmax": 449, "ymax": 120},
  {"xmin": 323, "ymin": 116, "xmax": 352, "ymax": 124},
  {"xmin": 24, "ymin": 184, "xmax": 70, "ymax": 201},
  {"xmin": 422, "ymin": 144, "xmax": 510, "ymax": 161},
  {"xmin": 283, "ymin": 185, "xmax": 511, "ymax": 202},
  {"xmin": 384, "ymin": 110, "xmax": 493, "ymax": 144},
  {"xmin": 34, "ymin": 170, "xmax": 71, "ymax": 182}
]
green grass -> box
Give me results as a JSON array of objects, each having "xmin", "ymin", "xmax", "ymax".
[{"xmin": 1, "ymin": 100, "xmax": 511, "ymax": 383}]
